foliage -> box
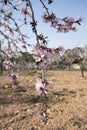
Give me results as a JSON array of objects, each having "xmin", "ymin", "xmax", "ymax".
[{"xmin": 15, "ymin": 52, "xmax": 35, "ymax": 63}]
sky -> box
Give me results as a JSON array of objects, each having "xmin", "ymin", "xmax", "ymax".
[
  {"xmin": 1, "ymin": 0, "xmax": 87, "ymax": 51},
  {"xmin": 29, "ymin": 0, "xmax": 87, "ymax": 50}
]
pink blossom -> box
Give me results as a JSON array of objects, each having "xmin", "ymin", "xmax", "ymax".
[
  {"xmin": 34, "ymin": 54, "xmax": 42, "ymax": 62},
  {"xmin": 3, "ymin": 60, "xmax": 13, "ymax": 70},
  {"xmin": 35, "ymin": 79, "xmax": 48, "ymax": 95},
  {"xmin": 0, "ymin": 22, "xmax": 4, "ymax": 27},
  {"xmin": 21, "ymin": 8, "xmax": 29, "ymax": 16},
  {"xmin": 4, "ymin": 45, "xmax": 17, "ymax": 58},
  {"xmin": 33, "ymin": 44, "xmax": 63, "ymax": 66},
  {"xmin": 16, "ymin": 1, "xmax": 22, "ymax": 6},
  {"xmin": 8, "ymin": 73, "xmax": 18, "ymax": 85},
  {"xmin": 50, "ymin": 19, "xmax": 58, "ymax": 28},
  {"xmin": 8, "ymin": 29, "xmax": 14, "ymax": 36},
  {"xmin": 0, "ymin": 19, "xmax": 8, "ymax": 27},
  {"xmin": 37, "ymin": 111, "xmax": 47, "ymax": 122},
  {"xmin": 22, "ymin": 45, "xmax": 27, "ymax": 49},
  {"xmin": 42, "ymin": 12, "xmax": 82, "ymax": 33},
  {"xmin": 3, "ymin": 19, "xmax": 8, "ymax": 26},
  {"xmin": 10, "ymin": 73, "xmax": 18, "ymax": 80}
]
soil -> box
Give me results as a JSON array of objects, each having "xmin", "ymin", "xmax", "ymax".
[{"xmin": 0, "ymin": 70, "xmax": 87, "ymax": 130}]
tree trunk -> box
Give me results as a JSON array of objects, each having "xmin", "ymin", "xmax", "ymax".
[
  {"xmin": 80, "ymin": 63, "xmax": 84, "ymax": 77},
  {"xmin": 0, "ymin": 62, "xmax": 3, "ymax": 74}
]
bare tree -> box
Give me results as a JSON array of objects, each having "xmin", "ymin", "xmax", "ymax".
[{"xmin": 62, "ymin": 49, "xmax": 75, "ymax": 70}]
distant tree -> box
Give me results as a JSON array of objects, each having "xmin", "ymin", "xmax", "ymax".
[
  {"xmin": 61, "ymin": 49, "xmax": 74, "ymax": 70},
  {"xmin": 79, "ymin": 45, "xmax": 87, "ymax": 77},
  {"xmin": 62, "ymin": 46, "xmax": 87, "ymax": 77},
  {"xmin": 72, "ymin": 47, "xmax": 84, "ymax": 77},
  {"xmin": 20, "ymin": 52, "xmax": 35, "ymax": 63},
  {"xmin": 13, "ymin": 52, "xmax": 35, "ymax": 63}
]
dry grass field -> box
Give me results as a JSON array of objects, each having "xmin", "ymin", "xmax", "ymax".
[{"xmin": 0, "ymin": 70, "xmax": 87, "ymax": 130}]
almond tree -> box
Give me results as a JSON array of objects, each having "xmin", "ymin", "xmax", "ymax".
[
  {"xmin": 62, "ymin": 49, "xmax": 75, "ymax": 70},
  {"xmin": 69, "ymin": 47, "xmax": 87, "ymax": 77},
  {"xmin": 77, "ymin": 45, "xmax": 87, "ymax": 77},
  {"xmin": 0, "ymin": 0, "xmax": 82, "ymax": 122}
]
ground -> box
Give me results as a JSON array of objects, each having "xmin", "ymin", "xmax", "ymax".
[{"xmin": 0, "ymin": 70, "xmax": 87, "ymax": 130}]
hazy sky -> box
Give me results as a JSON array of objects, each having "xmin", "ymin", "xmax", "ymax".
[{"xmin": 29, "ymin": 0, "xmax": 87, "ymax": 49}]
